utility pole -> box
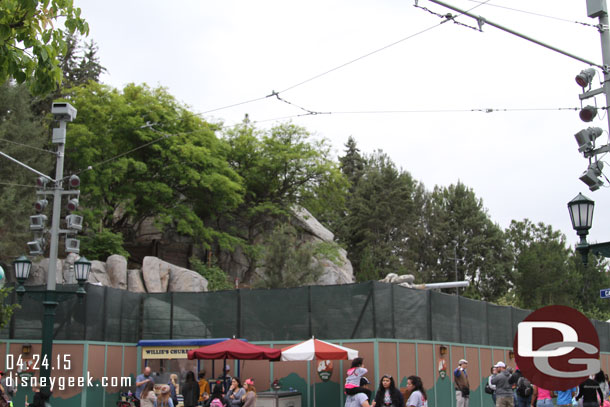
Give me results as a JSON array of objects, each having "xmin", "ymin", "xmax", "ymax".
[{"xmin": 589, "ymin": 1, "xmax": 610, "ymax": 133}]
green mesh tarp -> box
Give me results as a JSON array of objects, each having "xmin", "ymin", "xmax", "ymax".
[
  {"xmin": 460, "ymin": 296, "xmax": 488, "ymax": 345},
  {"xmin": 431, "ymin": 291, "xmax": 460, "ymax": 342},
  {"xmin": 4, "ymin": 282, "xmax": 610, "ymax": 352},
  {"xmin": 393, "ymin": 287, "xmax": 429, "ymax": 340}
]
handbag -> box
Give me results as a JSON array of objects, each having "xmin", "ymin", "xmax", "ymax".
[{"xmin": 484, "ymin": 383, "xmax": 494, "ymax": 394}]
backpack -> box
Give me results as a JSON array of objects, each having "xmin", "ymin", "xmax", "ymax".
[
  {"xmin": 484, "ymin": 383, "xmax": 494, "ymax": 394},
  {"xmin": 210, "ymin": 398, "xmax": 224, "ymax": 407},
  {"xmin": 517, "ymin": 376, "xmax": 533, "ymax": 397}
]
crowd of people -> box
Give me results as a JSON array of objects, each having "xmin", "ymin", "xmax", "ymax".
[
  {"xmin": 344, "ymin": 358, "xmax": 428, "ymax": 407},
  {"xmin": 134, "ymin": 365, "xmax": 257, "ymax": 407},
  {"xmin": 479, "ymin": 360, "xmax": 610, "ymax": 407}
]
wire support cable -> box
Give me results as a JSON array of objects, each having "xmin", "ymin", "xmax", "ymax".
[{"xmin": 0, "ymin": 137, "xmax": 56, "ymax": 154}]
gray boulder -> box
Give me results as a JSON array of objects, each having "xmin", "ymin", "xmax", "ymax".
[
  {"xmin": 87, "ymin": 260, "xmax": 110, "ymax": 286},
  {"xmin": 106, "ymin": 254, "xmax": 128, "ymax": 290},
  {"xmin": 292, "ymin": 206, "xmax": 334, "ymax": 242},
  {"xmin": 169, "ymin": 267, "xmax": 208, "ymax": 292},
  {"xmin": 316, "ymin": 248, "xmax": 354, "ymax": 285},
  {"xmin": 142, "ymin": 256, "xmax": 171, "ymax": 292},
  {"xmin": 127, "ymin": 269, "xmax": 147, "ymax": 293}
]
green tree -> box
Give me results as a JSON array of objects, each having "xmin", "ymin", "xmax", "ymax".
[
  {"xmin": 338, "ymin": 151, "xmax": 426, "ymax": 281},
  {"xmin": 506, "ymin": 219, "xmax": 610, "ymax": 318},
  {"xmin": 221, "ymin": 122, "xmax": 346, "ymax": 282},
  {"xmin": 254, "ymin": 223, "xmax": 323, "ymax": 288},
  {"xmin": 339, "ymin": 136, "xmax": 365, "ymax": 192},
  {"xmin": 0, "ymin": 82, "xmax": 54, "ymax": 263},
  {"xmin": 422, "ymin": 182, "xmax": 512, "ymax": 300},
  {"xmin": 0, "ymin": 0, "xmax": 89, "ymax": 95},
  {"xmin": 63, "ymin": 82, "xmax": 244, "ymax": 248}
]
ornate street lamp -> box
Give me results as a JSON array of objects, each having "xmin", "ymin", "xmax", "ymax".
[
  {"xmin": 13, "ymin": 255, "xmax": 32, "ymax": 297},
  {"xmin": 74, "ymin": 257, "xmax": 91, "ymax": 296},
  {"xmin": 568, "ymin": 193, "xmax": 610, "ymax": 265}
]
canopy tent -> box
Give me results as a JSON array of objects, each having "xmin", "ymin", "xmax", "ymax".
[
  {"xmin": 187, "ymin": 338, "xmax": 281, "ymax": 360},
  {"xmin": 280, "ymin": 338, "xmax": 358, "ymax": 361}
]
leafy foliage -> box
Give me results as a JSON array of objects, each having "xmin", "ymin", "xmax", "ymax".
[
  {"xmin": 0, "ymin": 287, "xmax": 19, "ymax": 328},
  {"xmin": 80, "ymin": 229, "xmax": 130, "ymax": 261},
  {"xmin": 63, "ymin": 82, "xmax": 244, "ymax": 247},
  {"xmin": 337, "ymin": 149, "xmax": 426, "ymax": 281},
  {"xmin": 254, "ymin": 223, "xmax": 323, "ymax": 289},
  {"xmin": 0, "ymin": 0, "xmax": 89, "ymax": 95},
  {"xmin": 190, "ymin": 257, "xmax": 233, "ymax": 291},
  {"xmin": 220, "ymin": 122, "xmax": 347, "ymax": 281},
  {"xmin": 421, "ymin": 182, "xmax": 512, "ymax": 300}
]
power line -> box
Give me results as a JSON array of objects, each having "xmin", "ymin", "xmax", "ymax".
[
  {"xmin": 278, "ymin": 1, "xmax": 492, "ymax": 95},
  {"xmin": 0, "ymin": 138, "xmax": 56, "ymax": 155},
  {"xmin": 0, "ymin": 181, "xmax": 37, "ymax": 188},
  {"xmin": 250, "ymin": 106, "xmax": 581, "ymax": 124},
  {"xmin": 195, "ymin": 1, "xmax": 491, "ymax": 118},
  {"xmin": 463, "ymin": 0, "xmax": 597, "ymax": 28}
]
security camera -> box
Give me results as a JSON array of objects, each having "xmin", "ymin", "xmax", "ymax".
[{"xmin": 51, "ymin": 102, "xmax": 77, "ymax": 122}]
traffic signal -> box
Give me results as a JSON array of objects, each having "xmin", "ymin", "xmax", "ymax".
[
  {"xmin": 67, "ymin": 198, "xmax": 79, "ymax": 212},
  {"xmin": 34, "ymin": 199, "xmax": 48, "ymax": 212}
]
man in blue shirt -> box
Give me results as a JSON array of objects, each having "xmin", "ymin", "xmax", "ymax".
[
  {"xmin": 135, "ymin": 366, "xmax": 153, "ymax": 406},
  {"xmin": 556, "ymin": 386, "xmax": 578, "ymax": 407}
]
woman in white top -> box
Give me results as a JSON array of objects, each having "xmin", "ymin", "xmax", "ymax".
[{"xmin": 404, "ymin": 376, "xmax": 427, "ymax": 407}]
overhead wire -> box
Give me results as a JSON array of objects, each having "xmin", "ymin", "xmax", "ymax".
[
  {"xmin": 463, "ymin": 0, "xmax": 597, "ymax": 28},
  {"xmin": 0, "ymin": 137, "xmax": 56, "ymax": 155},
  {"xmin": 277, "ymin": 0, "xmax": 492, "ymax": 95},
  {"xmin": 194, "ymin": 0, "xmax": 492, "ymax": 119},
  {"xmin": 250, "ymin": 106, "xmax": 582, "ymax": 125}
]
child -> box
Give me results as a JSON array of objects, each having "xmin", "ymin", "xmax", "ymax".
[{"xmin": 345, "ymin": 358, "xmax": 372, "ymax": 400}]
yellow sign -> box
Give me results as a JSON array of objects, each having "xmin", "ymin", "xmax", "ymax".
[{"xmin": 141, "ymin": 346, "xmax": 198, "ymax": 359}]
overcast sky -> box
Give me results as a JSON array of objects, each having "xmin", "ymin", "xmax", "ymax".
[{"xmin": 75, "ymin": 0, "xmax": 610, "ymax": 247}]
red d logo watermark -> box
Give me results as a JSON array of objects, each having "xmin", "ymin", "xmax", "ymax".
[{"xmin": 514, "ymin": 305, "xmax": 600, "ymax": 390}]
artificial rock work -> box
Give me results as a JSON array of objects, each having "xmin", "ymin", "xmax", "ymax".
[{"xmin": 25, "ymin": 254, "xmax": 209, "ymax": 293}]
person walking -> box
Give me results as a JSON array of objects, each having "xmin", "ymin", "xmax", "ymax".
[
  {"xmin": 510, "ymin": 365, "xmax": 533, "ymax": 407},
  {"xmin": 404, "ymin": 375, "xmax": 428, "ymax": 407},
  {"xmin": 555, "ymin": 386, "xmax": 578, "ymax": 407},
  {"xmin": 371, "ymin": 374, "xmax": 403, "ymax": 407},
  {"xmin": 454, "ymin": 359, "xmax": 470, "ymax": 407},
  {"xmin": 531, "ymin": 385, "xmax": 554, "ymax": 407},
  {"xmin": 576, "ymin": 375, "xmax": 604, "ymax": 407},
  {"xmin": 491, "ymin": 361, "xmax": 514, "ymax": 407},
  {"xmin": 182, "ymin": 371, "xmax": 200, "ymax": 407}
]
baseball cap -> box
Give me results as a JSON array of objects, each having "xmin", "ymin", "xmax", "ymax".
[
  {"xmin": 494, "ymin": 361, "xmax": 506, "ymax": 368},
  {"xmin": 458, "ymin": 359, "xmax": 468, "ymax": 365}
]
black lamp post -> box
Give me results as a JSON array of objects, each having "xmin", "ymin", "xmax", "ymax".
[
  {"xmin": 568, "ymin": 193, "xmax": 610, "ymax": 265},
  {"xmin": 12, "ymin": 255, "xmax": 91, "ymax": 386}
]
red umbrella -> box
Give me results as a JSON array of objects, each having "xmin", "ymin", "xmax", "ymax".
[{"xmin": 187, "ymin": 338, "xmax": 281, "ymax": 360}]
